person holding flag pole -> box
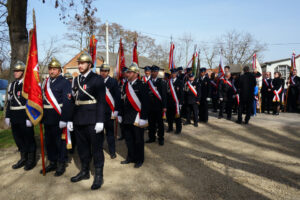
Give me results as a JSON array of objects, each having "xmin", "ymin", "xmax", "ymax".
[{"xmin": 21, "ymin": 9, "xmax": 45, "ymax": 174}]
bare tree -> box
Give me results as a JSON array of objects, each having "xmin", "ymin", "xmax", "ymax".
[
  {"xmin": 180, "ymin": 33, "xmax": 194, "ymax": 66},
  {"xmin": 39, "ymin": 37, "xmax": 62, "ymax": 67},
  {"xmin": 216, "ymin": 30, "xmax": 265, "ymax": 65},
  {"xmin": 201, "ymin": 43, "xmax": 218, "ymax": 69}
]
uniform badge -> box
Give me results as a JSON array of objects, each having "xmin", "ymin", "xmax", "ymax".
[
  {"xmin": 67, "ymin": 93, "xmax": 71, "ymax": 100},
  {"xmin": 83, "ymin": 84, "xmax": 87, "ymax": 90},
  {"xmin": 17, "ymin": 91, "xmax": 20, "ymax": 96}
]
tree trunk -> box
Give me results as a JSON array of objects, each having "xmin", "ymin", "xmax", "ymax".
[{"xmin": 6, "ymin": 0, "xmax": 28, "ymax": 81}]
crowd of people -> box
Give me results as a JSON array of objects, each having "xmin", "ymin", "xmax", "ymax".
[{"xmin": 4, "ymin": 53, "xmax": 300, "ymax": 190}]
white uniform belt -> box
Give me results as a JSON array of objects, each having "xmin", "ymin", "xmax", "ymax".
[
  {"xmin": 10, "ymin": 106, "xmax": 25, "ymax": 110},
  {"xmin": 75, "ymin": 100, "xmax": 97, "ymax": 105},
  {"xmin": 44, "ymin": 104, "xmax": 63, "ymax": 109}
]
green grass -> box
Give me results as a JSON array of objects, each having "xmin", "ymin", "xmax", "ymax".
[{"xmin": 0, "ymin": 124, "xmax": 41, "ymax": 149}]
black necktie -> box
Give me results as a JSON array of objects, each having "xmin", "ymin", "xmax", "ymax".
[{"xmin": 80, "ymin": 75, "xmax": 85, "ymax": 83}]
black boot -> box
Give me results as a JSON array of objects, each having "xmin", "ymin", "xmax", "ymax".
[
  {"xmin": 12, "ymin": 152, "xmax": 27, "ymax": 169},
  {"xmin": 71, "ymin": 163, "xmax": 90, "ymax": 182},
  {"xmin": 24, "ymin": 152, "xmax": 36, "ymax": 171},
  {"xmin": 40, "ymin": 161, "xmax": 57, "ymax": 174},
  {"xmin": 91, "ymin": 167, "xmax": 104, "ymax": 190},
  {"xmin": 54, "ymin": 162, "xmax": 66, "ymax": 176}
]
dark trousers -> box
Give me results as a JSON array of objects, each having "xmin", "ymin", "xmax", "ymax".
[
  {"xmin": 74, "ymin": 125, "xmax": 104, "ymax": 168},
  {"xmin": 273, "ymin": 101, "xmax": 281, "ymax": 114},
  {"xmin": 148, "ymin": 109, "xmax": 164, "ymax": 141},
  {"xmin": 186, "ymin": 104, "xmax": 199, "ymax": 123},
  {"xmin": 123, "ymin": 124, "xmax": 144, "ymax": 164},
  {"xmin": 199, "ymin": 100, "xmax": 208, "ymax": 122},
  {"xmin": 104, "ymin": 119, "xmax": 116, "ymax": 155},
  {"xmin": 261, "ymin": 93, "xmax": 272, "ymax": 113},
  {"xmin": 166, "ymin": 106, "xmax": 182, "ymax": 132},
  {"xmin": 44, "ymin": 125, "xmax": 67, "ymax": 163},
  {"xmin": 219, "ymin": 100, "xmax": 233, "ymax": 119},
  {"xmin": 212, "ymin": 97, "xmax": 218, "ymax": 112},
  {"xmin": 238, "ymin": 101, "xmax": 252, "ymax": 122},
  {"xmin": 287, "ymin": 88, "xmax": 299, "ymax": 112},
  {"xmin": 11, "ymin": 123, "xmax": 36, "ymax": 153}
]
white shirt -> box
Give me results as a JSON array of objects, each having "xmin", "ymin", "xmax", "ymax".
[
  {"xmin": 81, "ymin": 70, "xmax": 92, "ymax": 78},
  {"xmin": 130, "ymin": 78, "xmax": 138, "ymax": 85}
]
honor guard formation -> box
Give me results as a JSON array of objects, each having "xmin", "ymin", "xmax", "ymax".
[{"xmin": 4, "ymin": 53, "xmax": 300, "ymax": 190}]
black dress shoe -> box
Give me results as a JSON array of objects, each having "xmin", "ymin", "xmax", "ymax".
[
  {"xmin": 91, "ymin": 167, "xmax": 103, "ymax": 190},
  {"xmin": 71, "ymin": 170, "xmax": 90, "ymax": 182},
  {"xmin": 120, "ymin": 160, "xmax": 132, "ymax": 164},
  {"xmin": 244, "ymin": 120, "xmax": 249, "ymax": 124},
  {"xmin": 226, "ymin": 117, "xmax": 231, "ymax": 120},
  {"xmin": 110, "ymin": 153, "xmax": 117, "ymax": 159},
  {"xmin": 12, "ymin": 152, "xmax": 27, "ymax": 169},
  {"xmin": 194, "ymin": 123, "xmax": 198, "ymax": 127},
  {"xmin": 218, "ymin": 116, "xmax": 223, "ymax": 119},
  {"xmin": 166, "ymin": 128, "xmax": 173, "ymax": 133},
  {"xmin": 117, "ymin": 136, "xmax": 125, "ymax": 141},
  {"xmin": 24, "ymin": 152, "xmax": 36, "ymax": 171},
  {"xmin": 145, "ymin": 139, "xmax": 155, "ymax": 143},
  {"xmin": 134, "ymin": 162, "xmax": 143, "ymax": 168},
  {"xmin": 158, "ymin": 140, "xmax": 164, "ymax": 146},
  {"xmin": 235, "ymin": 120, "xmax": 242, "ymax": 124},
  {"xmin": 54, "ymin": 162, "xmax": 66, "ymax": 177},
  {"xmin": 175, "ymin": 130, "xmax": 181, "ymax": 134},
  {"xmin": 40, "ymin": 162, "xmax": 57, "ymax": 174},
  {"xmin": 183, "ymin": 121, "xmax": 191, "ymax": 125}
]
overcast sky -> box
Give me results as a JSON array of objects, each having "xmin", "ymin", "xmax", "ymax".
[{"xmin": 28, "ymin": 0, "xmax": 300, "ymax": 66}]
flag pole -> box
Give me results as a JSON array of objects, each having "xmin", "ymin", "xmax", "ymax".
[
  {"xmin": 39, "ymin": 123, "xmax": 46, "ymax": 175},
  {"xmin": 105, "ymin": 21, "xmax": 109, "ymax": 65}
]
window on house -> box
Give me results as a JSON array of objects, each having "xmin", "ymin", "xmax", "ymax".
[{"xmin": 275, "ymin": 65, "xmax": 290, "ymax": 80}]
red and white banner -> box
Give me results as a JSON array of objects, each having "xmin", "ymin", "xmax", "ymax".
[
  {"xmin": 125, "ymin": 82, "xmax": 142, "ymax": 126},
  {"xmin": 273, "ymin": 86, "xmax": 282, "ymax": 102},
  {"xmin": 187, "ymin": 81, "xmax": 197, "ymax": 97},
  {"xmin": 169, "ymin": 79, "xmax": 180, "ymax": 117},
  {"xmin": 105, "ymin": 87, "xmax": 115, "ymax": 119}
]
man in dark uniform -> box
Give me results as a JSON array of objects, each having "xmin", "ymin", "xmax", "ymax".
[
  {"xmin": 141, "ymin": 66, "xmax": 151, "ymax": 83},
  {"xmin": 164, "ymin": 72, "xmax": 170, "ymax": 82},
  {"xmin": 209, "ymin": 73, "xmax": 219, "ymax": 112},
  {"xmin": 261, "ymin": 72, "xmax": 273, "ymax": 114},
  {"xmin": 118, "ymin": 63, "xmax": 149, "ymax": 168},
  {"xmin": 99, "ymin": 64, "xmax": 121, "ymax": 159},
  {"xmin": 145, "ymin": 65, "xmax": 167, "ymax": 145},
  {"xmin": 177, "ymin": 66, "xmax": 185, "ymax": 81},
  {"xmin": 166, "ymin": 68, "xmax": 183, "ymax": 134},
  {"xmin": 218, "ymin": 72, "xmax": 235, "ymax": 120},
  {"xmin": 41, "ymin": 58, "xmax": 72, "ymax": 176},
  {"xmin": 287, "ymin": 69, "xmax": 300, "ymax": 112},
  {"xmin": 236, "ymin": 66, "xmax": 256, "ymax": 124},
  {"xmin": 5, "ymin": 61, "xmax": 36, "ymax": 170},
  {"xmin": 183, "ymin": 67, "xmax": 192, "ymax": 83},
  {"xmin": 198, "ymin": 68, "xmax": 211, "ymax": 123},
  {"xmin": 68, "ymin": 53, "xmax": 106, "ymax": 190},
  {"xmin": 183, "ymin": 73, "xmax": 201, "ymax": 127}
]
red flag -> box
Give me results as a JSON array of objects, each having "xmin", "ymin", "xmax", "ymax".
[
  {"xmin": 168, "ymin": 42, "xmax": 175, "ymax": 70},
  {"xmin": 132, "ymin": 40, "xmax": 138, "ymax": 65},
  {"xmin": 22, "ymin": 14, "xmax": 43, "ymax": 125},
  {"xmin": 89, "ymin": 35, "xmax": 97, "ymax": 72},
  {"xmin": 115, "ymin": 38, "xmax": 126, "ymax": 80}
]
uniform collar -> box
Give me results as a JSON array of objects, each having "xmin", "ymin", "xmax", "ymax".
[
  {"xmin": 17, "ymin": 78, "xmax": 23, "ymax": 85},
  {"xmin": 104, "ymin": 76, "xmax": 109, "ymax": 83},
  {"xmin": 130, "ymin": 78, "xmax": 138, "ymax": 85},
  {"xmin": 81, "ymin": 69, "xmax": 91, "ymax": 78},
  {"xmin": 172, "ymin": 77, "xmax": 177, "ymax": 82},
  {"xmin": 152, "ymin": 77, "xmax": 157, "ymax": 82}
]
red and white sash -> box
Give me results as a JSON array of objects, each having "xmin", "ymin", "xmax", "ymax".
[
  {"xmin": 169, "ymin": 79, "xmax": 180, "ymax": 117},
  {"xmin": 263, "ymin": 79, "xmax": 270, "ymax": 87},
  {"xmin": 105, "ymin": 87, "xmax": 115, "ymax": 119},
  {"xmin": 290, "ymin": 76, "xmax": 295, "ymax": 85},
  {"xmin": 273, "ymin": 86, "xmax": 282, "ymax": 102},
  {"xmin": 143, "ymin": 76, "xmax": 150, "ymax": 83},
  {"xmin": 210, "ymin": 80, "xmax": 218, "ymax": 89},
  {"xmin": 187, "ymin": 81, "xmax": 197, "ymax": 97},
  {"xmin": 147, "ymin": 80, "xmax": 161, "ymax": 100},
  {"xmin": 125, "ymin": 81, "xmax": 142, "ymax": 126},
  {"xmin": 225, "ymin": 79, "xmax": 240, "ymax": 105},
  {"xmin": 44, "ymin": 77, "xmax": 71, "ymax": 149}
]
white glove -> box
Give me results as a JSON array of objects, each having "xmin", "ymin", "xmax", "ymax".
[
  {"xmin": 59, "ymin": 121, "xmax": 67, "ymax": 129},
  {"xmin": 26, "ymin": 120, "xmax": 33, "ymax": 127},
  {"xmin": 113, "ymin": 111, "xmax": 119, "ymax": 118},
  {"xmin": 95, "ymin": 122, "xmax": 104, "ymax": 133},
  {"xmin": 67, "ymin": 121, "xmax": 74, "ymax": 132},
  {"xmin": 4, "ymin": 118, "xmax": 10, "ymax": 126},
  {"xmin": 118, "ymin": 116, "xmax": 122, "ymax": 123},
  {"xmin": 219, "ymin": 98, "xmax": 223, "ymax": 101},
  {"xmin": 138, "ymin": 119, "xmax": 148, "ymax": 127},
  {"xmin": 206, "ymin": 97, "xmax": 211, "ymax": 101},
  {"xmin": 179, "ymin": 105, "xmax": 182, "ymax": 110}
]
